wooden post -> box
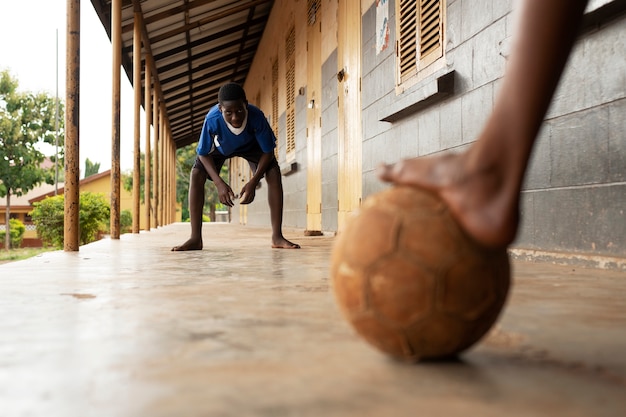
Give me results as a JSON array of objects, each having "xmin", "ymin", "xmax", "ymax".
[
  {"xmin": 152, "ymin": 93, "xmax": 159, "ymax": 227},
  {"xmin": 110, "ymin": 0, "xmax": 122, "ymax": 239},
  {"xmin": 132, "ymin": 10, "xmax": 142, "ymax": 234},
  {"xmin": 64, "ymin": 0, "xmax": 80, "ymax": 251},
  {"xmin": 159, "ymin": 106, "xmax": 165, "ymax": 226},
  {"xmin": 144, "ymin": 57, "xmax": 152, "ymax": 231}
]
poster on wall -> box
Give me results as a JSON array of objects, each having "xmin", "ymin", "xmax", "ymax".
[{"xmin": 376, "ymin": 0, "xmax": 390, "ymax": 55}]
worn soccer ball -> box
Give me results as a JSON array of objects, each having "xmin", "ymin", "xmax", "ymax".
[{"xmin": 330, "ymin": 186, "xmax": 510, "ymax": 362}]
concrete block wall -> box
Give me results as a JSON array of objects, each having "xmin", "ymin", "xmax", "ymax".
[
  {"xmin": 361, "ymin": 0, "xmax": 625, "ymax": 258},
  {"xmin": 519, "ymin": 15, "xmax": 626, "ymax": 257}
]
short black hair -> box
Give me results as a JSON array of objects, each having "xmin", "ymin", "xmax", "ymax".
[{"xmin": 218, "ymin": 82, "xmax": 247, "ymax": 102}]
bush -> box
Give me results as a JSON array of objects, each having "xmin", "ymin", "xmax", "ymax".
[
  {"xmin": 0, "ymin": 218, "xmax": 26, "ymax": 249},
  {"xmin": 79, "ymin": 192, "xmax": 110, "ymax": 244},
  {"xmin": 29, "ymin": 192, "xmax": 110, "ymax": 248},
  {"xmin": 29, "ymin": 195, "xmax": 64, "ymax": 248},
  {"xmin": 120, "ymin": 209, "xmax": 132, "ymax": 234}
]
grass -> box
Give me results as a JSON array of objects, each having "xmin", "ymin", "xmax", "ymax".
[{"xmin": 0, "ymin": 247, "xmax": 56, "ymax": 264}]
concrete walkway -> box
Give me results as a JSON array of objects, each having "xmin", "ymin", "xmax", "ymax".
[{"xmin": 1, "ymin": 223, "xmax": 625, "ymax": 417}]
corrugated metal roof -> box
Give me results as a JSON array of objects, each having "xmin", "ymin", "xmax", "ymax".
[{"xmin": 89, "ymin": 0, "xmax": 274, "ymax": 149}]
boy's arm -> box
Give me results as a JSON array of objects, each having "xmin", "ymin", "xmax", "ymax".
[{"xmin": 198, "ymin": 154, "xmax": 236, "ymax": 207}]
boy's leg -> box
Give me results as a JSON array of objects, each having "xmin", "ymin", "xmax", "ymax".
[
  {"xmin": 378, "ymin": 0, "xmax": 588, "ymax": 249},
  {"xmin": 241, "ymin": 150, "xmax": 300, "ymax": 249},
  {"xmin": 264, "ymin": 164, "xmax": 300, "ymax": 249},
  {"xmin": 171, "ymin": 164, "xmax": 208, "ymax": 251}
]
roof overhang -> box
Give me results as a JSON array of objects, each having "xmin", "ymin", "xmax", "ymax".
[{"xmin": 89, "ymin": 0, "xmax": 274, "ymax": 149}]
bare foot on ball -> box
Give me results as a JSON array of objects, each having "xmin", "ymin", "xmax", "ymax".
[
  {"xmin": 377, "ymin": 149, "xmax": 519, "ymax": 250},
  {"xmin": 171, "ymin": 237, "xmax": 203, "ymax": 251},
  {"xmin": 377, "ymin": 0, "xmax": 589, "ymax": 250},
  {"xmin": 272, "ymin": 236, "xmax": 301, "ymax": 249}
]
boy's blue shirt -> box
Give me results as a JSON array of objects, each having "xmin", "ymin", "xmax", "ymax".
[{"xmin": 196, "ymin": 104, "xmax": 276, "ymax": 156}]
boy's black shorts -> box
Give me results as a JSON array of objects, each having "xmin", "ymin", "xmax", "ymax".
[{"xmin": 193, "ymin": 145, "xmax": 279, "ymax": 181}]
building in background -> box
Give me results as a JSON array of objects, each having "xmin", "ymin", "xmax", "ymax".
[{"xmin": 0, "ymin": 170, "xmax": 180, "ymax": 247}]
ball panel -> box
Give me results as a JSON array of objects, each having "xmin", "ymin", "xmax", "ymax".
[
  {"xmin": 341, "ymin": 207, "xmax": 401, "ymax": 269},
  {"xmin": 367, "ymin": 185, "xmax": 446, "ymax": 215},
  {"xmin": 399, "ymin": 212, "xmax": 460, "ymax": 274},
  {"xmin": 368, "ymin": 255, "xmax": 435, "ymax": 327},
  {"xmin": 332, "ymin": 262, "xmax": 368, "ymax": 315},
  {"xmin": 406, "ymin": 315, "xmax": 472, "ymax": 360},
  {"xmin": 349, "ymin": 315, "xmax": 412, "ymax": 359},
  {"xmin": 437, "ymin": 245, "xmax": 509, "ymax": 321},
  {"xmin": 438, "ymin": 254, "xmax": 499, "ymax": 321}
]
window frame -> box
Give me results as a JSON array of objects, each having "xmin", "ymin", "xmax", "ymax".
[{"xmin": 396, "ymin": 0, "xmax": 446, "ymax": 91}]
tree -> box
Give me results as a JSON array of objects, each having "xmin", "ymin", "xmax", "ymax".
[
  {"xmin": 0, "ymin": 70, "xmax": 64, "ymax": 250},
  {"xmin": 122, "ymin": 152, "xmax": 150, "ymax": 204},
  {"xmin": 84, "ymin": 158, "xmax": 100, "ymax": 178}
]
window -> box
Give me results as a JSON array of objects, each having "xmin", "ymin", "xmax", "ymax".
[
  {"xmin": 285, "ymin": 26, "xmax": 296, "ymax": 161},
  {"xmin": 397, "ymin": 0, "xmax": 444, "ymax": 85},
  {"xmin": 307, "ymin": 0, "xmax": 321, "ymax": 25}
]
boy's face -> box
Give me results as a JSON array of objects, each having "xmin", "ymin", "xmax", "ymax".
[{"xmin": 219, "ymin": 99, "xmax": 248, "ymax": 128}]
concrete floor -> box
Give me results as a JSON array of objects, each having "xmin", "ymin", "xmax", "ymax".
[{"xmin": 1, "ymin": 223, "xmax": 625, "ymax": 417}]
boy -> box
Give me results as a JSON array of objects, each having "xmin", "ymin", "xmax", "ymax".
[{"xmin": 172, "ymin": 82, "xmax": 300, "ymax": 251}]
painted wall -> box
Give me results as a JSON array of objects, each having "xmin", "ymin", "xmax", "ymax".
[
  {"xmin": 236, "ymin": 0, "xmax": 625, "ymax": 259},
  {"xmin": 77, "ymin": 170, "xmax": 182, "ymax": 230}
]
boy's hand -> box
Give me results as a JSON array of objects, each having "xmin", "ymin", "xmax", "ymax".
[
  {"xmin": 217, "ymin": 182, "xmax": 236, "ymax": 207},
  {"xmin": 239, "ymin": 182, "xmax": 256, "ymax": 205}
]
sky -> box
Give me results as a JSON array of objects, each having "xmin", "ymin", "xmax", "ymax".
[{"xmin": 0, "ymin": 0, "xmax": 144, "ymax": 173}]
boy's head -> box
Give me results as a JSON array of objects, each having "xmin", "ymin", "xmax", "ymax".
[
  {"xmin": 218, "ymin": 82, "xmax": 247, "ymax": 103},
  {"xmin": 218, "ymin": 82, "xmax": 248, "ymax": 129}
]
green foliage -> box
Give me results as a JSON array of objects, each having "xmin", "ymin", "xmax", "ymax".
[
  {"xmin": 84, "ymin": 158, "xmax": 100, "ymax": 178},
  {"xmin": 29, "ymin": 192, "xmax": 110, "ymax": 248},
  {"xmin": 122, "ymin": 152, "xmax": 151, "ymax": 203},
  {"xmin": 120, "ymin": 209, "xmax": 132, "ymax": 234},
  {"xmin": 0, "ymin": 218, "xmax": 25, "ymax": 249},
  {"xmin": 0, "ymin": 69, "xmax": 64, "ymax": 250},
  {"xmin": 29, "ymin": 195, "xmax": 64, "ymax": 248},
  {"xmin": 79, "ymin": 192, "xmax": 110, "ymax": 244},
  {"xmin": 0, "ymin": 247, "xmax": 53, "ymax": 263}
]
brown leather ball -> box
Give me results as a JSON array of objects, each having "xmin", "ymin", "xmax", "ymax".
[{"xmin": 330, "ymin": 186, "xmax": 510, "ymax": 362}]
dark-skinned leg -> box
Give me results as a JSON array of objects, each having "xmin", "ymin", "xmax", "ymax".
[
  {"xmin": 265, "ymin": 165, "xmax": 300, "ymax": 249},
  {"xmin": 171, "ymin": 167, "xmax": 207, "ymax": 251},
  {"xmin": 378, "ymin": 0, "xmax": 588, "ymax": 249}
]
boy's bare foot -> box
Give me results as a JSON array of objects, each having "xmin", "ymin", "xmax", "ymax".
[
  {"xmin": 377, "ymin": 151, "xmax": 519, "ymax": 249},
  {"xmin": 272, "ymin": 236, "xmax": 301, "ymax": 249},
  {"xmin": 171, "ymin": 238, "xmax": 203, "ymax": 251}
]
